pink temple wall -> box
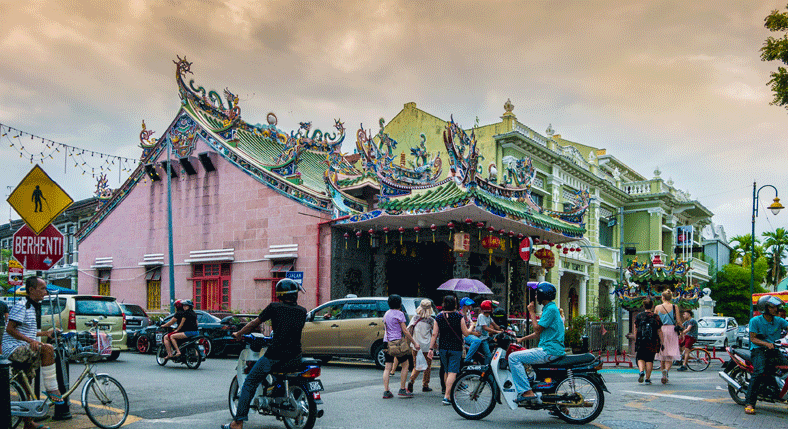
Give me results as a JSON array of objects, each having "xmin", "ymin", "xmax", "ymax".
[{"xmin": 78, "ymin": 137, "xmax": 333, "ymax": 313}]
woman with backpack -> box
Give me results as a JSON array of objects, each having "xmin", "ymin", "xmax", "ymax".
[
  {"xmin": 634, "ymin": 297, "xmax": 664, "ymax": 385},
  {"xmin": 406, "ymin": 299, "xmax": 436, "ymax": 393}
]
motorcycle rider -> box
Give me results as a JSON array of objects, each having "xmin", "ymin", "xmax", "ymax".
[
  {"xmin": 221, "ymin": 278, "xmax": 307, "ymax": 429},
  {"xmin": 164, "ymin": 299, "xmax": 199, "ymax": 358},
  {"xmin": 160, "ymin": 299, "xmax": 184, "ymax": 359},
  {"xmin": 473, "ymin": 300, "xmax": 503, "ymax": 364},
  {"xmin": 744, "ymin": 295, "xmax": 788, "ymax": 415},
  {"xmin": 509, "ymin": 282, "xmax": 565, "ymax": 404}
]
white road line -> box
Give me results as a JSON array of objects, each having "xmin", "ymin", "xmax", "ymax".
[{"xmin": 620, "ymin": 390, "xmax": 704, "ymax": 401}]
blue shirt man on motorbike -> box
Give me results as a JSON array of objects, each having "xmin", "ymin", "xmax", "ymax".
[
  {"xmin": 744, "ymin": 295, "xmax": 788, "ymax": 415},
  {"xmin": 221, "ymin": 278, "xmax": 307, "ymax": 429},
  {"xmin": 509, "ymin": 282, "xmax": 565, "ymax": 404}
]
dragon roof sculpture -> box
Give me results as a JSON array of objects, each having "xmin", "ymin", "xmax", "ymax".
[{"xmin": 614, "ymin": 256, "xmax": 702, "ymax": 309}]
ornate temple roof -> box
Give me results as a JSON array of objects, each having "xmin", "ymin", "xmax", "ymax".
[{"xmin": 79, "ymin": 57, "xmax": 588, "ymax": 244}]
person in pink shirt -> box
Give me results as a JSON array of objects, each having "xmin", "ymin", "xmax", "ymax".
[{"xmin": 382, "ymin": 294, "xmax": 420, "ymax": 398}]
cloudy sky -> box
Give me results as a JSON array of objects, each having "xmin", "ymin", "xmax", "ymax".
[{"xmin": 1, "ymin": 0, "xmax": 787, "ymax": 241}]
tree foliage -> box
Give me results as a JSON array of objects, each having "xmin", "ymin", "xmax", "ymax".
[
  {"xmin": 762, "ymin": 6, "xmax": 788, "ymax": 108},
  {"xmin": 763, "ymin": 227, "xmax": 788, "ymax": 287},
  {"xmin": 707, "ymin": 259, "xmax": 768, "ymax": 324},
  {"xmin": 729, "ymin": 234, "xmax": 762, "ymax": 265}
]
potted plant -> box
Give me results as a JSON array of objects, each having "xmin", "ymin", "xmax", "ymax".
[{"xmin": 565, "ymin": 314, "xmax": 601, "ymax": 354}]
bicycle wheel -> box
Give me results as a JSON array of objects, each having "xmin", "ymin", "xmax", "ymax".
[
  {"xmin": 9, "ymin": 379, "xmax": 27, "ymax": 429},
  {"xmin": 687, "ymin": 348, "xmax": 710, "ymax": 372},
  {"xmin": 450, "ymin": 371, "xmax": 496, "ymax": 420},
  {"xmin": 84, "ymin": 374, "xmax": 129, "ymax": 429}
]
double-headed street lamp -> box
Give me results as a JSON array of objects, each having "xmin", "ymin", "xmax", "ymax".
[{"xmin": 750, "ymin": 182, "xmax": 784, "ymax": 317}]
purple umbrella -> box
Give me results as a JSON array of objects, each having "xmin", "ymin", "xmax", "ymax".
[{"xmin": 437, "ymin": 278, "xmax": 493, "ymax": 294}]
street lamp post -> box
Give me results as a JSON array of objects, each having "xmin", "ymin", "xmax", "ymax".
[{"xmin": 750, "ymin": 182, "xmax": 783, "ymax": 317}]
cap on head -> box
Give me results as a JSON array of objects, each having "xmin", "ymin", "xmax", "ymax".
[
  {"xmin": 480, "ymin": 300, "xmax": 493, "ymax": 312},
  {"xmin": 459, "ymin": 297, "xmax": 475, "ymax": 308}
]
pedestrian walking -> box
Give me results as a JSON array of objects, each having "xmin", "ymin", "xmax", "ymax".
[
  {"xmin": 407, "ymin": 299, "xmax": 436, "ymax": 393},
  {"xmin": 655, "ymin": 290, "xmax": 681, "ymax": 384},
  {"xmin": 428, "ymin": 295, "xmax": 473, "ymax": 405},
  {"xmin": 677, "ymin": 309, "xmax": 698, "ymax": 371},
  {"xmin": 382, "ymin": 294, "xmax": 420, "ymax": 399},
  {"xmin": 634, "ymin": 297, "xmax": 663, "ymax": 385}
]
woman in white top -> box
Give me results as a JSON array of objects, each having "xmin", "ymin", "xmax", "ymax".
[{"xmin": 407, "ymin": 299, "xmax": 436, "ymax": 393}]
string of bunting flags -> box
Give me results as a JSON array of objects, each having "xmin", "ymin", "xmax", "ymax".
[{"xmin": 1, "ymin": 123, "xmax": 141, "ymax": 180}]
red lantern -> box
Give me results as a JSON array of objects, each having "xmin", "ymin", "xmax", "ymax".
[
  {"xmin": 481, "ymin": 235, "xmax": 502, "ymax": 264},
  {"xmin": 465, "ymin": 218, "xmax": 473, "ymax": 226},
  {"xmin": 344, "ymin": 232, "xmax": 349, "ymax": 249},
  {"xmin": 477, "ymin": 222, "xmax": 485, "ymax": 240},
  {"xmin": 383, "ymin": 227, "xmax": 389, "ymax": 243},
  {"xmin": 356, "ymin": 230, "xmax": 362, "ymax": 248},
  {"xmin": 368, "ymin": 228, "xmax": 375, "ymax": 246},
  {"xmin": 398, "ymin": 226, "xmax": 405, "ymax": 245},
  {"xmin": 430, "ymin": 224, "xmax": 437, "ymax": 242},
  {"xmin": 447, "ymin": 222, "xmax": 455, "ymax": 241},
  {"xmin": 563, "ymin": 247, "xmax": 569, "ymax": 254},
  {"xmin": 556, "ymin": 244, "xmax": 562, "ymax": 249},
  {"xmin": 414, "ymin": 226, "xmax": 421, "ymax": 243}
]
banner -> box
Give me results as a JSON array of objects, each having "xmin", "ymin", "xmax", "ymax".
[{"xmin": 8, "ymin": 259, "xmax": 23, "ymax": 286}]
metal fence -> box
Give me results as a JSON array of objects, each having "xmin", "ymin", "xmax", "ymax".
[{"xmin": 585, "ymin": 321, "xmax": 620, "ymax": 352}]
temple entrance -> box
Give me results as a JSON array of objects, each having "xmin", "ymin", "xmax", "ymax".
[{"xmin": 386, "ymin": 242, "xmax": 453, "ymax": 302}]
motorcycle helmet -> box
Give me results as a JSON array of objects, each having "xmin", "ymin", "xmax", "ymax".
[
  {"xmin": 480, "ymin": 300, "xmax": 494, "ymax": 312},
  {"xmin": 459, "ymin": 297, "xmax": 475, "ymax": 308},
  {"xmin": 491, "ymin": 307, "xmax": 508, "ymax": 328},
  {"xmin": 181, "ymin": 299, "xmax": 194, "ymax": 308},
  {"xmin": 276, "ymin": 278, "xmax": 304, "ymax": 300},
  {"xmin": 535, "ymin": 282, "xmax": 557, "ymax": 303},
  {"xmin": 174, "ymin": 299, "xmax": 183, "ymax": 310},
  {"xmin": 757, "ymin": 295, "xmax": 785, "ymax": 313}
]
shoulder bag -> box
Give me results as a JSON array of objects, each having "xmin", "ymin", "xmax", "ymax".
[
  {"xmin": 672, "ymin": 305, "xmax": 683, "ymax": 334},
  {"xmin": 387, "ymin": 311, "xmax": 412, "ymax": 357}
]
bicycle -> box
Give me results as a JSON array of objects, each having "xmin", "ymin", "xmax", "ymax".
[
  {"xmin": 653, "ymin": 346, "xmax": 711, "ymax": 372},
  {"xmin": 9, "ymin": 317, "xmax": 129, "ymax": 429}
]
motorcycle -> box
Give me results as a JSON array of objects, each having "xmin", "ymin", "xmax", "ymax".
[
  {"xmin": 450, "ymin": 332, "xmax": 608, "ymax": 424},
  {"xmin": 718, "ymin": 340, "xmax": 788, "ymax": 405},
  {"xmin": 155, "ymin": 332, "xmax": 207, "ymax": 369},
  {"xmin": 228, "ymin": 333, "xmax": 324, "ymax": 429}
]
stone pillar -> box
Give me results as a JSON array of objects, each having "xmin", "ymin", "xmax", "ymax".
[
  {"xmin": 372, "ymin": 252, "xmax": 387, "ymax": 297},
  {"xmin": 579, "ymin": 275, "xmax": 588, "ymax": 315},
  {"xmin": 453, "ymin": 252, "xmax": 470, "ymax": 279}
]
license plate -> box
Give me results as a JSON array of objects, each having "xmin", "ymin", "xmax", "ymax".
[
  {"xmin": 99, "ymin": 324, "xmax": 111, "ymax": 331},
  {"xmin": 306, "ymin": 380, "xmax": 323, "ymax": 392},
  {"xmin": 155, "ymin": 333, "xmax": 163, "ymax": 343}
]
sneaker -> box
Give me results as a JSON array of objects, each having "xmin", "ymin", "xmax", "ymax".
[
  {"xmin": 638, "ymin": 371, "xmax": 645, "ymax": 383},
  {"xmin": 407, "ymin": 382, "xmax": 414, "ymax": 393},
  {"xmin": 398, "ymin": 388, "xmax": 413, "ymax": 398},
  {"xmin": 676, "ymin": 366, "xmax": 688, "ymax": 372},
  {"xmin": 744, "ymin": 404, "xmax": 755, "ymax": 415},
  {"xmin": 422, "ymin": 386, "xmax": 433, "ymax": 392},
  {"xmin": 442, "ymin": 398, "xmax": 451, "ymax": 406},
  {"xmin": 382, "ymin": 391, "xmax": 394, "ymax": 399},
  {"xmin": 644, "ymin": 379, "xmax": 652, "ymax": 385}
]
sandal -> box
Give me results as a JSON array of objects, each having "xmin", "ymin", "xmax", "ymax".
[{"xmin": 43, "ymin": 390, "xmax": 65, "ymax": 405}]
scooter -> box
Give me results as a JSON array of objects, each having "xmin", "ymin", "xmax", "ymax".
[
  {"xmin": 718, "ymin": 339, "xmax": 788, "ymax": 405},
  {"xmin": 228, "ymin": 333, "xmax": 324, "ymax": 429},
  {"xmin": 450, "ymin": 332, "xmax": 608, "ymax": 424},
  {"xmin": 155, "ymin": 332, "xmax": 207, "ymax": 369}
]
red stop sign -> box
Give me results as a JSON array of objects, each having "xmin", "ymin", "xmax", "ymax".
[
  {"xmin": 13, "ymin": 223, "xmax": 65, "ymax": 271},
  {"xmin": 519, "ymin": 237, "xmax": 532, "ymax": 261}
]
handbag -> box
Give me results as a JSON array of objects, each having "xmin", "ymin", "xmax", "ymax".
[
  {"xmin": 387, "ymin": 337, "xmax": 411, "ymax": 357},
  {"xmin": 672, "ymin": 305, "xmax": 683, "ymax": 334}
]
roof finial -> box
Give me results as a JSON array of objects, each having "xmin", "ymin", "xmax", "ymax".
[
  {"xmin": 546, "ymin": 124, "xmax": 555, "ymax": 137},
  {"xmin": 502, "ymin": 99, "xmax": 515, "ymax": 118}
]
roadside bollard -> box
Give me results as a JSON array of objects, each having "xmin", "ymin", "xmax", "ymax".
[{"xmin": 1, "ymin": 357, "xmax": 11, "ymax": 429}]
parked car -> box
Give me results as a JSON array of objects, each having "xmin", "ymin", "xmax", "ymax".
[
  {"xmin": 132, "ymin": 310, "xmax": 258, "ymax": 357},
  {"xmin": 301, "ymin": 295, "xmax": 435, "ymax": 369},
  {"xmin": 40, "ymin": 294, "xmax": 129, "ymax": 360},
  {"xmin": 696, "ymin": 316, "xmax": 738, "ymax": 349},
  {"xmin": 120, "ymin": 303, "xmax": 151, "ymax": 346},
  {"xmin": 735, "ymin": 325, "xmax": 750, "ymax": 348}
]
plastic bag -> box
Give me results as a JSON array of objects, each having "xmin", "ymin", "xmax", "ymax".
[{"xmin": 415, "ymin": 351, "xmax": 428, "ymax": 371}]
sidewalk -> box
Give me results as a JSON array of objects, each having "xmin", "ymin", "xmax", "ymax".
[{"xmin": 23, "ymin": 401, "xmax": 142, "ymax": 429}]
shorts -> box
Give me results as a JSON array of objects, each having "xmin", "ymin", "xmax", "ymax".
[
  {"xmin": 8, "ymin": 344, "xmax": 42, "ymax": 379},
  {"xmin": 439, "ymin": 349, "xmax": 462, "ymax": 373},
  {"xmin": 681, "ymin": 336, "xmax": 696, "ymax": 348},
  {"xmin": 182, "ymin": 331, "xmax": 199, "ymax": 338},
  {"xmin": 384, "ymin": 342, "xmax": 414, "ymax": 365},
  {"xmin": 636, "ymin": 348, "xmax": 657, "ymax": 363}
]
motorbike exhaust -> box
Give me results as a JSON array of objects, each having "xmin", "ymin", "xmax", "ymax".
[{"xmin": 717, "ymin": 371, "xmax": 742, "ymax": 391}]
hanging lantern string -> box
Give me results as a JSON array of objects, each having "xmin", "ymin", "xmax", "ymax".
[{"xmin": 1, "ymin": 123, "xmax": 141, "ymax": 178}]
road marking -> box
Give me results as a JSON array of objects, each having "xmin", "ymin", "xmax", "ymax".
[
  {"xmin": 621, "ymin": 390, "xmax": 704, "ymax": 401},
  {"xmin": 626, "ymin": 400, "xmax": 737, "ymax": 429}
]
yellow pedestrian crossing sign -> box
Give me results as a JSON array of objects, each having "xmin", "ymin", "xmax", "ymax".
[{"xmin": 7, "ymin": 164, "xmax": 73, "ymax": 234}]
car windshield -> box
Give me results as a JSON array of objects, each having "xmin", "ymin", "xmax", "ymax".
[
  {"xmin": 699, "ymin": 319, "xmax": 726, "ymax": 329},
  {"xmin": 75, "ymin": 298, "xmax": 123, "ymax": 316},
  {"xmin": 121, "ymin": 304, "xmax": 147, "ymax": 317}
]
